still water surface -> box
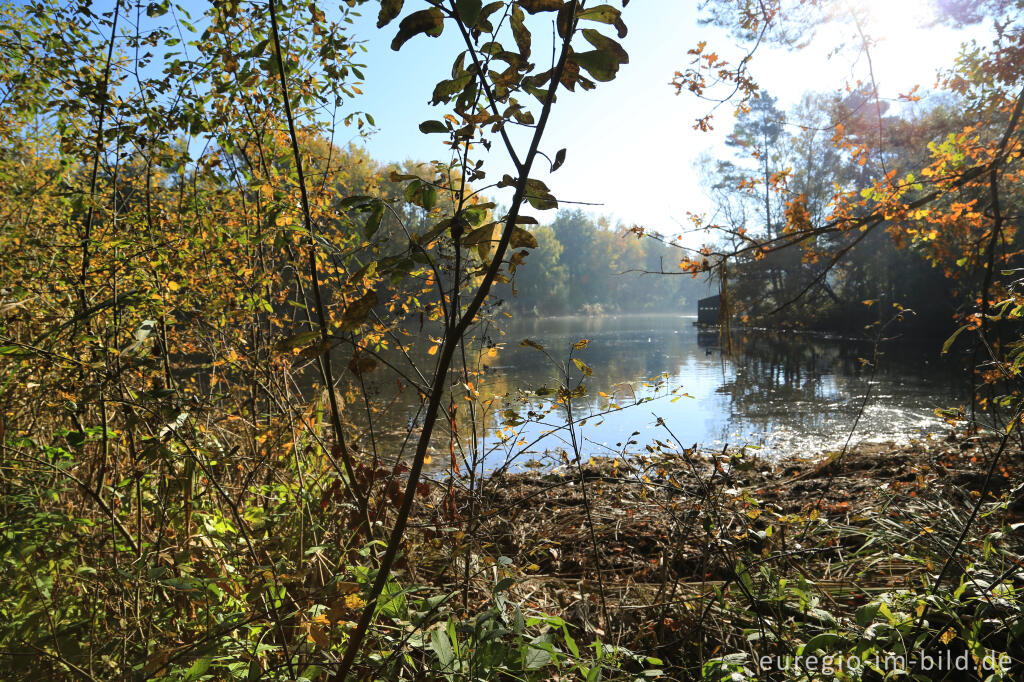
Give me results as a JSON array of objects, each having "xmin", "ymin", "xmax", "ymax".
[{"xmin": 467, "ymin": 314, "xmax": 965, "ymax": 467}]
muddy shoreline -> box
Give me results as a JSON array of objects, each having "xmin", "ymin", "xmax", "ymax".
[{"xmin": 415, "ymin": 433, "xmax": 1024, "ymax": 590}]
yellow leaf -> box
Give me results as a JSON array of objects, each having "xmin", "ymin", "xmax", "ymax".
[
  {"xmin": 308, "ymin": 624, "xmax": 330, "ymax": 648},
  {"xmin": 427, "ymin": 344, "xmax": 438, "ymax": 355}
]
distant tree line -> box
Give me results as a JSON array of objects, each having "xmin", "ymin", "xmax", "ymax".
[{"xmin": 496, "ymin": 209, "xmax": 714, "ymax": 316}]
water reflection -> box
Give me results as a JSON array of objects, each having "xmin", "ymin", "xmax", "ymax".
[
  {"xmin": 342, "ymin": 315, "xmax": 966, "ymax": 470},
  {"xmin": 477, "ymin": 315, "xmax": 966, "ymax": 466}
]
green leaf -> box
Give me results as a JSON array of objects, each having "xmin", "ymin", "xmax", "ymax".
[
  {"xmin": 146, "ymin": 1, "xmax": 169, "ymax": 18},
  {"xmin": 404, "ymin": 180, "xmax": 438, "ymax": 211},
  {"xmin": 431, "ymin": 72, "xmax": 473, "ymax": 104},
  {"xmin": 420, "ymin": 218, "xmax": 454, "ymax": 243},
  {"xmin": 573, "ymin": 358, "xmax": 593, "ymax": 376},
  {"xmin": 339, "ymin": 194, "xmax": 374, "ymax": 209},
  {"xmin": 519, "ymin": 0, "xmax": 562, "ymax": 12},
  {"xmin": 510, "ymin": 227, "xmax": 539, "ymax": 249},
  {"xmin": 460, "ymin": 204, "xmax": 492, "ymax": 225},
  {"xmin": 340, "ymin": 290, "xmax": 378, "ymax": 332},
  {"xmin": 418, "ymin": 119, "xmax": 448, "ymax": 134},
  {"xmin": 510, "ymin": 5, "xmax": 530, "ymax": 59},
  {"xmin": 463, "ymin": 223, "xmax": 497, "ymax": 246},
  {"xmin": 455, "ymin": 0, "xmax": 483, "ymax": 26},
  {"xmin": 274, "ymin": 331, "xmax": 319, "ymax": 353},
  {"xmin": 801, "ymin": 632, "xmax": 844, "ymax": 655},
  {"xmin": 523, "ymin": 179, "xmax": 557, "ymax": 210},
  {"xmin": 389, "ymin": 170, "xmax": 420, "ymax": 182},
  {"xmin": 431, "ymin": 627, "xmax": 455, "ymax": 667},
  {"xmin": 364, "ymin": 201, "xmax": 385, "ymax": 238},
  {"xmin": 856, "ymin": 602, "xmax": 881, "ymax": 627},
  {"xmin": 391, "ymin": 8, "xmax": 444, "ymax": 51},
  {"xmin": 578, "ymin": 4, "xmax": 627, "ymax": 38},
  {"xmin": 572, "ymin": 50, "xmax": 620, "ymax": 82},
  {"xmin": 184, "ymin": 656, "xmax": 212, "ymax": 681},
  {"xmin": 942, "ymin": 324, "xmax": 969, "ymax": 354},
  {"xmin": 377, "ymin": 0, "xmax": 404, "ymax": 28},
  {"xmin": 582, "ymin": 28, "xmax": 629, "ymax": 64},
  {"xmin": 524, "ymin": 634, "xmax": 553, "ymax": 669},
  {"xmin": 495, "ymin": 576, "xmax": 516, "ymax": 592},
  {"xmin": 552, "ymin": 148, "xmax": 567, "ymax": 172}
]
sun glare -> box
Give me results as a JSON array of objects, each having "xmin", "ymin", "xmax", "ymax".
[{"xmin": 858, "ymin": 0, "xmax": 951, "ymax": 73}]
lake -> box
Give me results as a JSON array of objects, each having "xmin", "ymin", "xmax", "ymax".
[{"xmin": 455, "ymin": 314, "xmax": 967, "ymax": 469}]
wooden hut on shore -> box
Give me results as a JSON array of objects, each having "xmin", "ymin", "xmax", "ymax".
[{"xmin": 696, "ymin": 294, "xmax": 721, "ymax": 327}]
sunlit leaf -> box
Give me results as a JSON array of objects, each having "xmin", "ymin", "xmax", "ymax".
[
  {"xmin": 573, "ymin": 358, "xmax": 593, "ymax": 376},
  {"xmin": 509, "ymin": 227, "xmax": 538, "ymax": 249},
  {"xmin": 578, "ymin": 4, "xmax": 627, "ymax": 38}
]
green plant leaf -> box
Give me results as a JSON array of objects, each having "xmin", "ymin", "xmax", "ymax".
[
  {"xmin": 519, "ymin": 0, "xmax": 562, "ymax": 12},
  {"xmin": 856, "ymin": 602, "xmax": 881, "ymax": 627},
  {"xmin": 418, "ymin": 120, "xmax": 448, "ymax": 134},
  {"xmin": 340, "ymin": 290, "xmax": 378, "ymax": 331},
  {"xmin": 573, "ymin": 358, "xmax": 593, "ymax": 376},
  {"xmin": 431, "ymin": 626, "xmax": 455, "ymax": 667},
  {"xmin": 523, "ymin": 179, "xmax": 557, "ymax": 210},
  {"xmin": 274, "ymin": 330, "xmax": 319, "ymax": 353},
  {"xmin": 942, "ymin": 324, "xmax": 969, "ymax": 354},
  {"xmin": 801, "ymin": 632, "xmax": 843, "ymax": 655},
  {"xmin": 524, "ymin": 634, "xmax": 553, "ymax": 669},
  {"xmin": 378, "ymin": 0, "xmax": 404, "ymax": 28},
  {"xmin": 577, "ymin": 4, "xmax": 627, "ymax": 38},
  {"xmin": 364, "ymin": 200, "xmax": 385, "ymax": 238},
  {"xmin": 183, "ymin": 656, "xmax": 212, "ymax": 681},
  {"xmin": 552, "ymin": 148, "xmax": 566, "ymax": 171},
  {"xmin": 581, "ymin": 28, "xmax": 628, "ymax": 64},
  {"xmin": 510, "ymin": 227, "xmax": 539, "ymax": 249},
  {"xmin": 391, "ymin": 8, "xmax": 444, "ymax": 51},
  {"xmin": 455, "ymin": 0, "xmax": 482, "ymax": 26},
  {"xmin": 572, "ymin": 50, "xmax": 620, "ymax": 82},
  {"xmin": 463, "ymin": 223, "xmax": 497, "ymax": 246},
  {"xmin": 511, "ymin": 5, "xmax": 530, "ymax": 59}
]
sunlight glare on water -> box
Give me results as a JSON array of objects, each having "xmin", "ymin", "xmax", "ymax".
[{"xmin": 478, "ymin": 315, "xmax": 965, "ymax": 469}]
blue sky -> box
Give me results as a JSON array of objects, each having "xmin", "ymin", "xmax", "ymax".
[
  {"xmin": 333, "ymin": 0, "xmax": 987, "ymax": 244},
  {"xmin": 95, "ymin": 0, "xmax": 985, "ymax": 242}
]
